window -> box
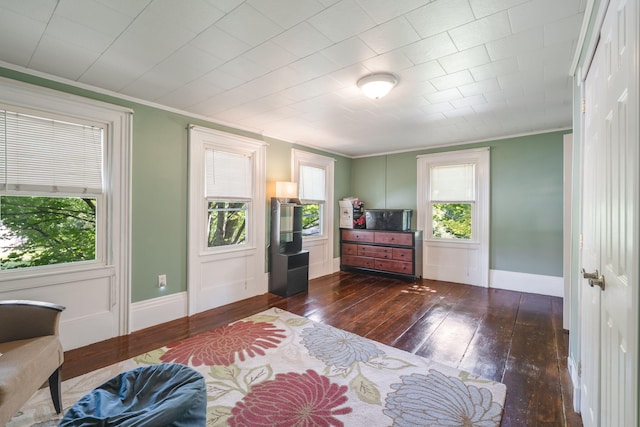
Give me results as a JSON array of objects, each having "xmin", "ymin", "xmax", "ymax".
[
  {"xmin": 204, "ymin": 148, "xmax": 251, "ymax": 248},
  {"xmin": 299, "ymin": 164, "xmax": 325, "ymax": 236},
  {"xmin": 293, "ymin": 150, "xmax": 334, "ymax": 239},
  {"xmin": 430, "ymin": 163, "xmax": 474, "ymax": 240},
  {"xmin": 0, "ymin": 108, "xmax": 104, "ymax": 270}
]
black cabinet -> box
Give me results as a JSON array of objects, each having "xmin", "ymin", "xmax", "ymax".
[{"xmin": 269, "ymin": 198, "xmax": 309, "ymax": 296}]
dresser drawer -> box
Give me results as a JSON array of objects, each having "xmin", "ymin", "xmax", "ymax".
[
  {"xmin": 375, "ymin": 259, "xmax": 413, "ymax": 274},
  {"xmin": 341, "ymin": 229, "xmax": 374, "ymax": 243},
  {"xmin": 392, "ymin": 248, "xmax": 413, "ymax": 262},
  {"xmin": 342, "ymin": 243, "xmax": 358, "ymax": 256},
  {"xmin": 358, "ymin": 245, "xmax": 392, "ymax": 259},
  {"xmin": 342, "ymin": 255, "xmax": 375, "ymax": 269},
  {"xmin": 374, "ymin": 232, "xmax": 413, "ymax": 246}
]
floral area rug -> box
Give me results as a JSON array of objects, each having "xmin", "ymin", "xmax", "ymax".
[{"xmin": 9, "ymin": 307, "xmax": 506, "ymax": 426}]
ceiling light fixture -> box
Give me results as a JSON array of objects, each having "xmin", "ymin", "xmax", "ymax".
[{"xmin": 357, "ymin": 73, "xmax": 398, "ymax": 99}]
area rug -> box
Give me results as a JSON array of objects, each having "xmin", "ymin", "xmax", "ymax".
[{"xmin": 8, "ymin": 307, "xmax": 506, "ymax": 426}]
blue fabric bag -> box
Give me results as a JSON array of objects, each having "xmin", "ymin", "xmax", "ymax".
[{"xmin": 59, "ymin": 363, "xmax": 206, "ymax": 427}]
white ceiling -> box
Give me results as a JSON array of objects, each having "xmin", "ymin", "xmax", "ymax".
[{"xmin": 0, "ymin": 0, "xmax": 586, "ymax": 157}]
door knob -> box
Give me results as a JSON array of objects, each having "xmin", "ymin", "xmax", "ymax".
[
  {"xmin": 581, "ymin": 268, "xmax": 599, "ymax": 279},
  {"xmin": 588, "ymin": 275, "xmax": 606, "ymax": 291}
]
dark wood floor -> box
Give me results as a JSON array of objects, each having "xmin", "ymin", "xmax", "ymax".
[{"xmin": 62, "ymin": 272, "xmax": 583, "ymax": 426}]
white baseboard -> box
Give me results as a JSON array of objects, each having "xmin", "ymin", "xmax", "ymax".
[
  {"xmin": 489, "ymin": 269, "xmax": 564, "ymax": 297},
  {"xmin": 130, "ymin": 291, "xmax": 188, "ymax": 332},
  {"xmin": 333, "ymin": 257, "xmax": 341, "ymax": 273},
  {"xmin": 568, "ymin": 355, "xmax": 581, "ymax": 412}
]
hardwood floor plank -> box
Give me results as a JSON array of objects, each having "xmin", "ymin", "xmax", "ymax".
[{"xmin": 57, "ymin": 273, "xmax": 582, "ymax": 426}]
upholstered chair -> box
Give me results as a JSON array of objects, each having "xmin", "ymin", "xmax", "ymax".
[{"xmin": 0, "ymin": 300, "xmax": 65, "ymax": 425}]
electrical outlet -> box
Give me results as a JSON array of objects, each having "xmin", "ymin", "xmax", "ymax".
[{"xmin": 158, "ymin": 274, "xmax": 167, "ymax": 288}]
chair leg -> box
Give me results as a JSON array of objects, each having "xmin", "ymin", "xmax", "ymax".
[{"xmin": 48, "ymin": 367, "xmax": 63, "ymax": 414}]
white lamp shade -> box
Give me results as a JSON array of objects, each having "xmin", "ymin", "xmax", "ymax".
[
  {"xmin": 357, "ymin": 73, "xmax": 398, "ymax": 99},
  {"xmin": 275, "ymin": 181, "xmax": 298, "ymax": 199}
]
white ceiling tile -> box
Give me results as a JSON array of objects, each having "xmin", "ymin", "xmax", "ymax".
[
  {"xmin": 354, "ymin": 0, "xmax": 433, "ymax": 24},
  {"xmin": 470, "ymin": 57, "xmax": 519, "ymax": 81},
  {"xmin": 406, "ymin": 0, "xmax": 475, "ymax": 39},
  {"xmin": 0, "ymin": 9, "xmax": 46, "ymax": 66},
  {"xmin": 215, "ymin": 3, "xmax": 283, "ymax": 46},
  {"xmin": 508, "ymin": 0, "xmax": 584, "ymax": 33},
  {"xmin": 458, "ymin": 78, "xmax": 501, "ymax": 96},
  {"xmin": 197, "ymin": 68, "xmax": 245, "ymax": 91},
  {"xmin": 272, "ymin": 22, "xmax": 333, "ymax": 58},
  {"xmin": 449, "ymin": 11, "xmax": 512, "ymax": 50},
  {"xmin": 45, "ymin": 15, "xmax": 115, "ymax": 53},
  {"xmin": 95, "ymin": 0, "xmax": 152, "ymax": 17},
  {"xmin": 358, "ymin": 17, "xmax": 420, "ymax": 55},
  {"xmin": 544, "ymin": 13, "xmax": 584, "ymax": 47},
  {"xmin": 155, "ymin": 78, "xmax": 224, "ymax": 110},
  {"xmin": 401, "ymin": 60, "xmax": 447, "ymax": 84},
  {"xmin": 485, "ymin": 27, "xmax": 544, "ymax": 61},
  {"xmin": 148, "ymin": 45, "xmax": 222, "ymax": 86},
  {"xmin": 450, "ymin": 94, "xmax": 486, "ymax": 108},
  {"xmin": 243, "ymin": 41, "xmax": 298, "ymax": 71},
  {"xmin": 308, "ymin": 0, "xmax": 375, "ymax": 43},
  {"xmin": 468, "ymin": 0, "xmax": 528, "ymax": 18},
  {"xmin": 362, "ymin": 50, "xmax": 415, "ymax": 73},
  {"xmin": 0, "ymin": 0, "xmax": 57, "ymax": 22},
  {"xmin": 284, "ymin": 75, "xmax": 343, "ymax": 101},
  {"xmin": 438, "ymin": 45, "xmax": 490, "ymax": 74},
  {"xmin": 321, "ymin": 37, "xmax": 376, "ymax": 69},
  {"xmin": 122, "ymin": 72, "xmax": 182, "ymax": 101},
  {"xmin": 217, "ymin": 55, "xmax": 270, "ymax": 82},
  {"xmin": 202, "ymin": 0, "xmax": 243, "ymax": 13},
  {"xmin": 80, "ymin": 55, "xmax": 145, "ymax": 91},
  {"xmin": 190, "ymin": 26, "xmax": 250, "ymax": 61},
  {"xmin": 30, "ymin": 36, "xmax": 100, "ymax": 80},
  {"xmin": 247, "ymin": 0, "xmax": 325, "ymax": 29},
  {"xmin": 145, "ymin": 0, "xmax": 224, "ymax": 33},
  {"xmin": 402, "ymin": 32, "xmax": 458, "ymax": 65},
  {"xmin": 56, "ymin": 0, "xmax": 133, "ymax": 37},
  {"xmin": 429, "ymin": 70, "xmax": 474, "ymax": 91},
  {"xmin": 425, "ymin": 88, "xmax": 463, "ymax": 104},
  {"xmin": 483, "ymin": 87, "xmax": 524, "ymax": 103},
  {"xmin": 288, "ymin": 52, "xmax": 341, "ymax": 82},
  {"xmin": 421, "ymin": 101, "xmax": 455, "ymax": 115}
]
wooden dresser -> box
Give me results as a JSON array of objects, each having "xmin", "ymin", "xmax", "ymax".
[{"xmin": 340, "ymin": 229, "xmax": 423, "ymax": 280}]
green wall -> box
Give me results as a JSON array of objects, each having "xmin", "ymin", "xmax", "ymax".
[
  {"xmin": 351, "ymin": 130, "xmax": 567, "ymax": 278},
  {"xmin": 0, "ymin": 68, "xmax": 350, "ymax": 303}
]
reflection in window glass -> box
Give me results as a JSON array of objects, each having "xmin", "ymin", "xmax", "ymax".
[
  {"xmin": 432, "ymin": 203, "xmax": 472, "ymax": 239},
  {"xmin": 207, "ymin": 201, "xmax": 247, "ymax": 247},
  {"xmin": 0, "ymin": 196, "xmax": 97, "ymax": 270}
]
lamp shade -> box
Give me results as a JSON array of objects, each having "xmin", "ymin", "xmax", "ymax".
[
  {"xmin": 357, "ymin": 73, "xmax": 398, "ymax": 99},
  {"xmin": 275, "ymin": 181, "xmax": 298, "ymax": 199}
]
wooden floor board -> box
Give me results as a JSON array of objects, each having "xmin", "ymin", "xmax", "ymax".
[{"xmin": 58, "ymin": 272, "xmax": 582, "ymax": 426}]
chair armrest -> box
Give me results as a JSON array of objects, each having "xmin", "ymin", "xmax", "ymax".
[{"xmin": 0, "ymin": 300, "xmax": 65, "ymax": 343}]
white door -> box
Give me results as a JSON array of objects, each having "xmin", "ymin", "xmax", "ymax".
[
  {"xmin": 580, "ymin": 0, "xmax": 638, "ymax": 425},
  {"xmin": 417, "ymin": 148, "xmax": 490, "ymax": 286}
]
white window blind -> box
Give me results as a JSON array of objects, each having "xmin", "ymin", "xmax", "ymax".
[
  {"xmin": 299, "ymin": 165, "xmax": 325, "ymax": 202},
  {"xmin": 430, "ymin": 163, "xmax": 475, "ymax": 201},
  {"xmin": 0, "ymin": 109, "xmax": 103, "ymax": 194},
  {"xmin": 205, "ymin": 149, "xmax": 252, "ymax": 199}
]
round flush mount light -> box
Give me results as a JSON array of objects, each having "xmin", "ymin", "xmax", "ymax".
[{"xmin": 357, "ymin": 73, "xmax": 398, "ymax": 99}]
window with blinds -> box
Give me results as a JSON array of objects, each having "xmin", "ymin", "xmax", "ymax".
[
  {"xmin": 204, "ymin": 148, "xmax": 251, "ymax": 247},
  {"xmin": 0, "ymin": 108, "xmax": 104, "ymax": 270},
  {"xmin": 429, "ymin": 163, "xmax": 475, "ymax": 240}
]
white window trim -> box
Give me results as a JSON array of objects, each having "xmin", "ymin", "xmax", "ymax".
[
  {"xmin": 292, "ymin": 149, "xmax": 334, "ymax": 243},
  {"xmin": 417, "ymin": 148, "xmax": 490, "ymax": 286},
  {"xmin": 0, "ymin": 76, "xmax": 132, "ymax": 339},
  {"xmin": 187, "ymin": 126, "xmax": 266, "ymax": 315}
]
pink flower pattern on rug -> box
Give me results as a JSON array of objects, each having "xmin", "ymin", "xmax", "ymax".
[
  {"xmin": 229, "ymin": 369, "xmax": 352, "ymax": 426},
  {"xmin": 160, "ymin": 321, "xmax": 286, "ymax": 366}
]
